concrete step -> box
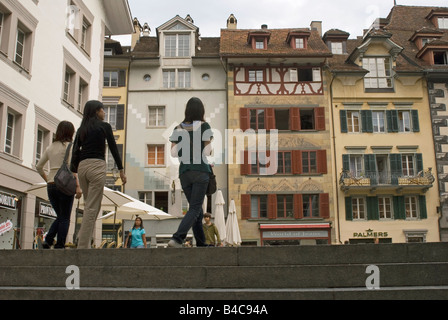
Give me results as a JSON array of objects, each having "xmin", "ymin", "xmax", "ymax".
[{"xmin": 1, "ymin": 243, "xmax": 447, "ymax": 300}]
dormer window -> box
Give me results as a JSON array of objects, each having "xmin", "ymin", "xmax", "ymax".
[
  {"xmin": 434, "ymin": 51, "xmax": 448, "ymax": 65},
  {"xmin": 331, "ymin": 42, "xmax": 343, "ymax": 54},
  {"xmin": 287, "ymin": 30, "xmax": 310, "ymax": 49},
  {"xmin": 322, "ymin": 29, "xmax": 350, "ymax": 55},
  {"xmin": 248, "ymin": 31, "xmax": 270, "ymax": 50},
  {"xmin": 437, "ymin": 17, "xmax": 448, "ymax": 29},
  {"xmin": 165, "ymin": 34, "xmax": 190, "ymax": 57}
]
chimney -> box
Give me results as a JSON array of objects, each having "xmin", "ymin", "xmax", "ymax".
[
  {"xmin": 310, "ymin": 21, "xmax": 322, "ymax": 37},
  {"xmin": 131, "ymin": 17, "xmax": 143, "ymax": 50},
  {"xmin": 142, "ymin": 23, "xmax": 151, "ymax": 37},
  {"xmin": 227, "ymin": 14, "xmax": 237, "ymax": 29},
  {"xmin": 261, "ymin": 24, "xmax": 268, "ymax": 30}
]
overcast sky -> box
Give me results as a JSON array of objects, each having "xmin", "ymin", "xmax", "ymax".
[{"xmin": 113, "ymin": 0, "xmax": 448, "ymax": 45}]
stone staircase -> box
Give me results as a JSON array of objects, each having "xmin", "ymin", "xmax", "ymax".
[{"xmin": 0, "ymin": 242, "xmax": 448, "ymax": 300}]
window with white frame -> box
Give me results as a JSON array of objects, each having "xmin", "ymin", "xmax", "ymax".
[
  {"xmin": 5, "ymin": 112, "xmax": 14, "ymax": 154},
  {"xmin": 401, "ymin": 154, "xmax": 415, "ymax": 177},
  {"xmin": 104, "ymin": 105, "xmax": 117, "ymax": 130},
  {"xmin": 139, "ymin": 191, "xmax": 153, "ymax": 205},
  {"xmin": 363, "ymin": 57, "xmax": 393, "ymax": 89},
  {"xmin": 349, "ymin": 155, "xmax": 363, "ymax": 177},
  {"xmin": 331, "ymin": 42, "xmax": 343, "ymax": 54},
  {"xmin": 352, "ymin": 197, "xmax": 366, "ymax": 220},
  {"xmin": 77, "ymin": 79, "xmax": 88, "ymax": 112},
  {"xmin": 163, "ymin": 70, "xmax": 175, "ymax": 88},
  {"xmin": 347, "ymin": 111, "xmax": 360, "ymax": 133},
  {"xmin": 372, "ymin": 111, "xmax": 385, "ymax": 133},
  {"xmin": 14, "ymin": 28, "xmax": 25, "ymax": 66},
  {"xmin": 438, "ymin": 17, "xmax": 448, "ymax": 29},
  {"xmin": 398, "ymin": 110, "xmax": 411, "ymax": 132},
  {"xmin": 378, "ymin": 196, "xmax": 392, "ymax": 219},
  {"xmin": 35, "ymin": 128, "xmax": 44, "ymax": 165},
  {"xmin": 295, "ymin": 38, "xmax": 305, "ymax": 49},
  {"xmin": 165, "ymin": 34, "xmax": 190, "ymax": 57},
  {"xmin": 63, "ymin": 66, "xmax": 75, "ymax": 105},
  {"xmin": 255, "ymin": 39, "xmax": 265, "ymax": 49},
  {"xmin": 405, "ymin": 196, "xmax": 418, "ymax": 219},
  {"xmin": 104, "ymin": 71, "xmax": 118, "ymax": 87},
  {"xmin": 148, "ymin": 106, "xmax": 165, "ymax": 127},
  {"xmin": 248, "ymin": 69, "xmax": 264, "ymax": 82},
  {"xmin": 178, "ymin": 69, "xmax": 191, "ymax": 88}
]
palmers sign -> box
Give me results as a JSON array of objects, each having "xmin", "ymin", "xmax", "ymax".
[{"xmin": 353, "ymin": 229, "xmax": 389, "ymax": 238}]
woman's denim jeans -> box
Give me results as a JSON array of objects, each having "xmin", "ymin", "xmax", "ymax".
[
  {"xmin": 46, "ymin": 183, "xmax": 75, "ymax": 248},
  {"xmin": 172, "ymin": 171, "xmax": 209, "ymax": 246}
]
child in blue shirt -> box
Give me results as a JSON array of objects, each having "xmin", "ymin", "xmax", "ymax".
[{"xmin": 125, "ymin": 217, "xmax": 147, "ymax": 248}]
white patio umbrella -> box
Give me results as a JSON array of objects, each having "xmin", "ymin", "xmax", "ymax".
[
  {"xmin": 225, "ymin": 199, "xmax": 242, "ymax": 246},
  {"xmin": 26, "ymin": 183, "xmax": 131, "ymax": 209},
  {"xmin": 214, "ymin": 190, "xmax": 226, "ymax": 243}
]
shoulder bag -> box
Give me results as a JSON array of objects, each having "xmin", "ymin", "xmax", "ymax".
[{"xmin": 54, "ymin": 142, "xmax": 77, "ymax": 196}]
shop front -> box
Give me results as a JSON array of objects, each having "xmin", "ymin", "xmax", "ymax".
[
  {"xmin": 0, "ymin": 189, "xmax": 21, "ymax": 249},
  {"xmin": 260, "ymin": 223, "xmax": 332, "ymax": 246}
]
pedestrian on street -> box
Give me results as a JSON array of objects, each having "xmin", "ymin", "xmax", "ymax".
[
  {"xmin": 203, "ymin": 213, "xmax": 222, "ymax": 246},
  {"xmin": 125, "ymin": 217, "xmax": 147, "ymax": 248},
  {"xmin": 168, "ymin": 97, "xmax": 213, "ymax": 247},
  {"xmin": 36, "ymin": 121, "xmax": 82, "ymax": 249},
  {"xmin": 71, "ymin": 100, "xmax": 127, "ymax": 249}
]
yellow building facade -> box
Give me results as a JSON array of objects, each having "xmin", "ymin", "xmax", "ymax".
[{"xmin": 328, "ymin": 29, "xmax": 440, "ymax": 244}]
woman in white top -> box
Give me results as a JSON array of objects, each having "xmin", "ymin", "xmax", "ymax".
[{"xmin": 36, "ymin": 121, "xmax": 82, "ymax": 249}]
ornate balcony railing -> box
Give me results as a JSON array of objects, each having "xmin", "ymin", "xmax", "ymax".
[{"xmin": 339, "ymin": 168, "xmax": 435, "ymax": 192}]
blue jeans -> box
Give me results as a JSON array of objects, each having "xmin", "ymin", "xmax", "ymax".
[
  {"xmin": 172, "ymin": 171, "xmax": 209, "ymax": 246},
  {"xmin": 46, "ymin": 183, "xmax": 75, "ymax": 248}
]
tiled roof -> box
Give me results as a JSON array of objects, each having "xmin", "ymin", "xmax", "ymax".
[{"xmin": 220, "ymin": 28, "xmax": 332, "ymax": 57}]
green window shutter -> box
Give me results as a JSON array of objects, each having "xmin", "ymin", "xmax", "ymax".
[
  {"xmin": 415, "ymin": 153, "xmax": 423, "ymax": 173},
  {"xmin": 361, "ymin": 110, "xmax": 373, "ymax": 133},
  {"xmin": 419, "ymin": 196, "xmax": 427, "ymax": 219},
  {"xmin": 364, "ymin": 154, "xmax": 377, "ymax": 185},
  {"xmin": 342, "ymin": 154, "xmax": 350, "ymax": 171},
  {"xmin": 116, "ymin": 104, "xmax": 125, "ymax": 130},
  {"xmin": 390, "ymin": 154, "xmax": 402, "ymax": 185},
  {"xmin": 345, "ymin": 197, "xmax": 353, "ymax": 221},
  {"xmin": 387, "ymin": 110, "xmax": 398, "ymax": 132},
  {"xmin": 411, "ymin": 110, "xmax": 420, "ymax": 132},
  {"xmin": 393, "ymin": 196, "xmax": 405, "ymax": 220},
  {"xmin": 340, "ymin": 110, "xmax": 348, "ymax": 133},
  {"xmin": 367, "ymin": 197, "xmax": 379, "ymax": 220}
]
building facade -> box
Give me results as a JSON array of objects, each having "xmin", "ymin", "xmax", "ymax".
[
  {"xmin": 327, "ymin": 8, "xmax": 441, "ymax": 244},
  {"xmin": 124, "ymin": 15, "xmax": 227, "ymax": 245},
  {"xmin": 0, "ymin": 0, "xmax": 133, "ymax": 249},
  {"xmin": 221, "ymin": 18, "xmax": 335, "ymax": 245}
]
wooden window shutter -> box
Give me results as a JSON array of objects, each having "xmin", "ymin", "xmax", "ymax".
[
  {"xmin": 366, "ymin": 197, "xmax": 379, "ymax": 220},
  {"xmin": 340, "ymin": 110, "xmax": 348, "ymax": 133},
  {"xmin": 317, "ymin": 150, "xmax": 327, "ymax": 174},
  {"xmin": 314, "ymin": 107, "xmax": 325, "ymax": 131},
  {"xmin": 240, "ymin": 150, "xmax": 251, "ymax": 175},
  {"xmin": 419, "ymin": 195, "xmax": 427, "ymax": 219},
  {"xmin": 319, "ymin": 193, "xmax": 330, "ymax": 219},
  {"xmin": 294, "ymin": 194, "xmax": 303, "ymax": 219},
  {"xmin": 342, "ymin": 154, "xmax": 350, "ymax": 171},
  {"xmin": 241, "ymin": 195, "xmax": 251, "ymax": 220},
  {"xmin": 240, "ymin": 108, "xmax": 250, "ymax": 131},
  {"xmin": 266, "ymin": 108, "xmax": 275, "ymax": 130},
  {"xmin": 118, "ymin": 70, "xmax": 126, "ymax": 87},
  {"xmin": 292, "ymin": 150, "xmax": 302, "ymax": 174},
  {"xmin": 290, "ymin": 108, "xmax": 301, "ymax": 131},
  {"xmin": 411, "ymin": 110, "xmax": 420, "ymax": 132},
  {"xmin": 116, "ymin": 104, "xmax": 125, "ymax": 130},
  {"xmin": 415, "ymin": 153, "xmax": 423, "ymax": 172},
  {"xmin": 361, "ymin": 110, "xmax": 373, "ymax": 133},
  {"xmin": 268, "ymin": 194, "xmax": 277, "ymax": 219},
  {"xmin": 393, "ymin": 196, "xmax": 405, "ymax": 220},
  {"xmin": 345, "ymin": 197, "xmax": 353, "ymax": 221}
]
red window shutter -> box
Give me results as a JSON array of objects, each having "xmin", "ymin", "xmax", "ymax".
[
  {"xmin": 241, "ymin": 195, "xmax": 251, "ymax": 220},
  {"xmin": 240, "ymin": 150, "xmax": 251, "ymax": 175},
  {"xmin": 292, "ymin": 150, "xmax": 302, "ymax": 174},
  {"xmin": 268, "ymin": 194, "xmax": 277, "ymax": 219},
  {"xmin": 290, "ymin": 108, "xmax": 301, "ymax": 131},
  {"xmin": 240, "ymin": 108, "xmax": 250, "ymax": 131},
  {"xmin": 314, "ymin": 107, "xmax": 325, "ymax": 131},
  {"xmin": 317, "ymin": 150, "xmax": 327, "ymax": 174},
  {"xmin": 294, "ymin": 194, "xmax": 303, "ymax": 219},
  {"xmin": 266, "ymin": 108, "xmax": 275, "ymax": 130},
  {"xmin": 320, "ymin": 193, "xmax": 330, "ymax": 219}
]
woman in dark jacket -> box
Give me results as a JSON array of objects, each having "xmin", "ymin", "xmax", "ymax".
[
  {"xmin": 71, "ymin": 100, "xmax": 127, "ymax": 249},
  {"xmin": 168, "ymin": 97, "xmax": 213, "ymax": 247}
]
